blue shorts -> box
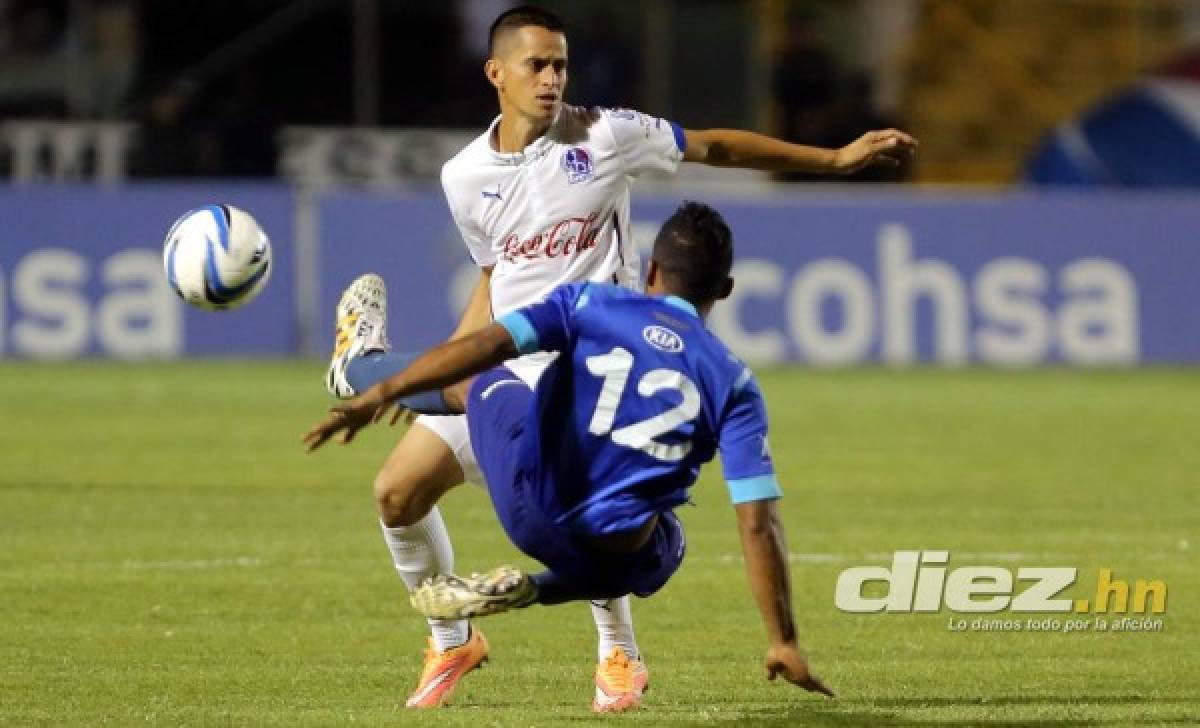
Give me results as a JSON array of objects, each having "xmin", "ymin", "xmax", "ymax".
[{"xmin": 467, "ymin": 366, "xmax": 685, "ymax": 599}]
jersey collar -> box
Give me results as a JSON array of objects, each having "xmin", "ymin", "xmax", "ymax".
[
  {"xmin": 662, "ymin": 295, "xmax": 699, "ymax": 318},
  {"xmin": 485, "ymin": 111, "xmax": 559, "ymax": 166}
]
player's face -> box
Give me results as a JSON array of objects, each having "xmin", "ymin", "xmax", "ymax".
[{"xmin": 491, "ymin": 26, "xmax": 568, "ymax": 122}]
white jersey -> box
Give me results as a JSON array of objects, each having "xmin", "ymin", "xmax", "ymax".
[
  {"xmin": 441, "ymin": 105, "xmax": 685, "ymax": 319},
  {"xmin": 423, "ymin": 106, "xmax": 683, "ymax": 480}
]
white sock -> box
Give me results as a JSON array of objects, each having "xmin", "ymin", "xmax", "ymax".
[
  {"xmin": 590, "ymin": 596, "xmax": 639, "ymax": 662},
  {"xmin": 380, "ymin": 508, "xmax": 469, "ymax": 653}
]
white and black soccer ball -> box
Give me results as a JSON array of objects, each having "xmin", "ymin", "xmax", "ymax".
[{"xmin": 162, "ymin": 204, "xmax": 272, "ymax": 311}]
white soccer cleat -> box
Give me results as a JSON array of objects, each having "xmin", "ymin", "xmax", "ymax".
[
  {"xmin": 325, "ymin": 273, "xmax": 390, "ymax": 399},
  {"xmin": 411, "ymin": 567, "xmax": 539, "ymax": 619}
]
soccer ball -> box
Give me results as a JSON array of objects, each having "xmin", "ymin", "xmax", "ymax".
[{"xmin": 163, "ymin": 204, "xmax": 272, "ymax": 311}]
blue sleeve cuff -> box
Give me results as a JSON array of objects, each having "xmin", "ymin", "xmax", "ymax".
[
  {"xmin": 670, "ymin": 121, "xmax": 687, "ymax": 153},
  {"xmin": 727, "ymin": 474, "xmax": 782, "ymax": 504},
  {"xmin": 497, "ymin": 312, "xmax": 539, "ymax": 355}
]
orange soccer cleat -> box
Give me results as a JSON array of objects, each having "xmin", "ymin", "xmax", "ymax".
[
  {"xmin": 404, "ymin": 628, "xmax": 489, "ymax": 709},
  {"xmin": 591, "ymin": 646, "xmax": 649, "ymax": 713}
]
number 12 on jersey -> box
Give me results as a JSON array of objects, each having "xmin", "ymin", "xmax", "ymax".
[{"xmin": 584, "ymin": 346, "xmax": 700, "ymax": 462}]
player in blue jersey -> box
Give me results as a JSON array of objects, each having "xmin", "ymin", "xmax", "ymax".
[{"xmin": 304, "ymin": 202, "xmax": 833, "ymax": 699}]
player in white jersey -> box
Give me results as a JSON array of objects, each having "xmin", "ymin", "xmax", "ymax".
[
  {"xmin": 324, "ymin": 5, "xmax": 915, "ymax": 712},
  {"xmin": 440, "ymin": 103, "xmax": 680, "ymax": 387}
]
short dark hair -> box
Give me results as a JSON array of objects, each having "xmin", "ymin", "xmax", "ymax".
[
  {"xmin": 651, "ymin": 202, "xmax": 734, "ymax": 304},
  {"xmin": 488, "ymin": 6, "xmax": 565, "ymax": 57}
]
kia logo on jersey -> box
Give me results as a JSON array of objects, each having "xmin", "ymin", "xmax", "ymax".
[
  {"xmin": 643, "ymin": 325, "xmax": 685, "ymax": 353},
  {"xmin": 562, "ymin": 147, "xmax": 594, "ymax": 184},
  {"xmin": 499, "ymin": 212, "xmax": 602, "ymax": 263}
]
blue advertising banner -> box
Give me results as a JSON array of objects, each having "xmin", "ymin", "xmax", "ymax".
[
  {"xmin": 630, "ymin": 193, "xmax": 1200, "ymax": 365},
  {"xmin": 316, "ymin": 189, "xmax": 466, "ymax": 355},
  {"xmin": 0, "ymin": 184, "xmax": 295, "ymax": 358},
  {"xmin": 317, "ymin": 190, "xmax": 1200, "ymax": 365},
  {"xmin": 4, "ymin": 185, "xmax": 1197, "ymax": 364}
]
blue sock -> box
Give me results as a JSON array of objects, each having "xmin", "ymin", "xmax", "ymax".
[
  {"xmin": 344, "ymin": 351, "xmax": 455, "ymax": 415},
  {"xmin": 531, "ymin": 570, "xmax": 623, "ymax": 604}
]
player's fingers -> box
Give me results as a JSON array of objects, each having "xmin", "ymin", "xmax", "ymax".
[
  {"xmin": 766, "ymin": 662, "xmax": 780, "ymax": 681},
  {"xmin": 875, "ymin": 136, "xmax": 904, "ymax": 152},
  {"xmin": 302, "ymin": 417, "xmax": 333, "ymax": 444},
  {"xmin": 879, "ymin": 128, "xmax": 917, "ymax": 146},
  {"xmin": 860, "ymin": 140, "xmax": 893, "ymax": 160},
  {"xmin": 303, "ymin": 427, "xmax": 332, "ymax": 453},
  {"xmin": 875, "ymin": 134, "xmax": 915, "ymax": 155}
]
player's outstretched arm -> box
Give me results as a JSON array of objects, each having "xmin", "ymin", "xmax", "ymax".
[
  {"xmin": 684, "ymin": 128, "xmax": 916, "ymax": 175},
  {"xmin": 735, "ymin": 498, "xmax": 835, "ymax": 697},
  {"xmin": 302, "ymin": 323, "xmax": 517, "ymax": 452}
]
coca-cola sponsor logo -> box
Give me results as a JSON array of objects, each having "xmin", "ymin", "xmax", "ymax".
[{"xmin": 499, "ymin": 212, "xmax": 603, "ymax": 262}]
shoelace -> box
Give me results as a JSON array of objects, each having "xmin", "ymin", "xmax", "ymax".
[{"xmin": 599, "ymin": 651, "xmax": 633, "ymax": 692}]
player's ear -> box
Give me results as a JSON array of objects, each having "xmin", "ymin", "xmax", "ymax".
[
  {"xmin": 717, "ymin": 276, "xmax": 733, "ymax": 301},
  {"xmin": 485, "ymin": 58, "xmax": 503, "ymax": 91}
]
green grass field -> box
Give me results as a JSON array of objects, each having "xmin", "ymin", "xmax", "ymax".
[{"xmin": 2, "ymin": 362, "xmax": 1197, "ymax": 726}]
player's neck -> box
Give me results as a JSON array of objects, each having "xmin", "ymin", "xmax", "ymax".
[
  {"xmin": 493, "ymin": 112, "xmax": 552, "ymax": 153},
  {"xmin": 648, "ymin": 284, "xmax": 713, "ymax": 320}
]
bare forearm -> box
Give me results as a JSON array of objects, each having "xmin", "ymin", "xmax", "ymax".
[
  {"xmin": 686, "ymin": 129, "xmax": 836, "ymax": 173},
  {"xmin": 450, "ymin": 267, "xmax": 494, "ymax": 341},
  {"xmin": 684, "ymin": 127, "xmax": 916, "ymax": 175},
  {"xmin": 736, "ymin": 500, "xmax": 797, "ymax": 645},
  {"xmin": 376, "ymin": 324, "xmax": 516, "ymax": 403}
]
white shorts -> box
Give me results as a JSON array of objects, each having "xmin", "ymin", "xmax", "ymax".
[
  {"xmin": 414, "ymin": 353, "xmax": 556, "ymax": 488},
  {"xmin": 414, "ymin": 413, "xmax": 484, "ymax": 486}
]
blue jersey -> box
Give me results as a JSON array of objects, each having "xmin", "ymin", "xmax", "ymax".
[{"xmin": 496, "ymin": 283, "xmax": 781, "ymax": 539}]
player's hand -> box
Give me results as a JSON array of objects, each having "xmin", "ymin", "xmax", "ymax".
[
  {"xmin": 302, "ymin": 386, "xmax": 394, "ymax": 452},
  {"xmin": 390, "ymin": 406, "xmax": 418, "ymax": 427},
  {"xmin": 765, "ymin": 643, "xmax": 835, "ymax": 698},
  {"xmin": 831, "ymin": 129, "xmax": 917, "ymax": 174}
]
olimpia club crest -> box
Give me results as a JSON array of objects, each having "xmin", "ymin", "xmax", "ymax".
[{"xmin": 562, "ymin": 146, "xmax": 594, "ymax": 184}]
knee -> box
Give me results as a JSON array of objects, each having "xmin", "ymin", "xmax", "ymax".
[
  {"xmin": 374, "ymin": 470, "xmax": 425, "ymax": 528},
  {"xmin": 374, "ymin": 426, "xmax": 463, "ymax": 527}
]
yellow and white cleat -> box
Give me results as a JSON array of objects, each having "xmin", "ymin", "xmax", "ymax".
[
  {"xmin": 411, "ymin": 567, "xmax": 539, "ymax": 620},
  {"xmin": 405, "ymin": 628, "xmax": 490, "ymax": 709},
  {"xmin": 325, "ymin": 272, "xmax": 389, "ymax": 399},
  {"xmin": 592, "ymin": 646, "xmax": 649, "ymax": 713}
]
